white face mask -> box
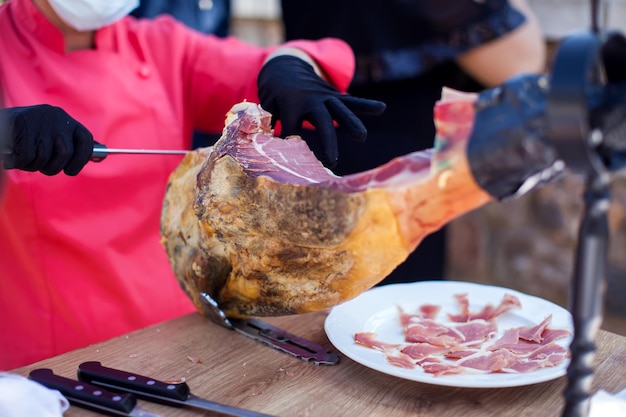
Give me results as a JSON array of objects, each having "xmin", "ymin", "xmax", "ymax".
[
  {"xmin": 48, "ymin": 0, "xmax": 139, "ymax": 31},
  {"xmin": 0, "ymin": 373, "xmax": 69, "ymax": 417}
]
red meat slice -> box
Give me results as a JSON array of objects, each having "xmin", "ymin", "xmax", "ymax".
[
  {"xmin": 405, "ymin": 319, "xmax": 465, "ymax": 347},
  {"xmin": 418, "ymin": 357, "xmax": 465, "ymax": 376},
  {"xmin": 447, "ymin": 293, "xmax": 470, "ymax": 322},
  {"xmin": 355, "ymin": 332, "xmax": 401, "ymax": 352},
  {"xmin": 504, "ymin": 344, "xmax": 569, "ymax": 373},
  {"xmin": 385, "ymin": 351, "xmax": 417, "ymax": 369},
  {"xmin": 517, "ymin": 315, "xmax": 552, "ymax": 343},
  {"xmin": 458, "ymin": 349, "xmax": 516, "ymax": 372},
  {"xmin": 453, "ymin": 320, "xmax": 498, "ymax": 344},
  {"xmin": 444, "ymin": 348, "xmax": 481, "ymax": 359},
  {"xmin": 488, "ymin": 317, "xmax": 571, "ymax": 354},
  {"xmin": 401, "ymin": 343, "xmax": 449, "ymax": 360},
  {"xmin": 397, "ymin": 304, "xmax": 441, "ymax": 328},
  {"xmin": 468, "ymin": 293, "xmax": 522, "ymax": 321}
]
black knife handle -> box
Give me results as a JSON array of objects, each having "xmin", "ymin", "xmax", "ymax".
[
  {"xmin": 78, "ymin": 361, "xmax": 190, "ymax": 402},
  {"xmin": 29, "ymin": 368, "xmax": 137, "ymax": 414}
]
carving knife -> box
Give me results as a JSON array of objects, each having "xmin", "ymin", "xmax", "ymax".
[
  {"xmin": 78, "ymin": 361, "xmax": 276, "ymax": 417},
  {"xmin": 29, "ymin": 368, "xmax": 164, "ymax": 417}
]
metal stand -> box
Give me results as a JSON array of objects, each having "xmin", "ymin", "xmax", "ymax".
[
  {"xmin": 563, "ymin": 169, "xmax": 610, "ymax": 417},
  {"xmin": 546, "ymin": 32, "xmax": 616, "ymax": 417}
]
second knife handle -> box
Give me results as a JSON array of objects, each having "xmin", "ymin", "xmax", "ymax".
[
  {"xmin": 78, "ymin": 361, "xmax": 190, "ymax": 402},
  {"xmin": 29, "ymin": 368, "xmax": 137, "ymax": 413}
]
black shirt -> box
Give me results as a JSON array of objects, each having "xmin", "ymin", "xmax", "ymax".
[{"xmin": 280, "ymin": 0, "xmax": 525, "ymax": 282}]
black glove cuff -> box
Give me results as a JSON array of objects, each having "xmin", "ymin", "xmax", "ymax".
[
  {"xmin": 257, "ymin": 55, "xmax": 320, "ymax": 123},
  {"xmin": 258, "ymin": 55, "xmax": 315, "ymax": 81},
  {"xmin": 468, "ymin": 75, "xmax": 563, "ymax": 200}
]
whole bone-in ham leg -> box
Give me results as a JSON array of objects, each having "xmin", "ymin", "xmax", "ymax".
[{"xmin": 161, "ymin": 91, "xmax": 495, "ymax": 318}]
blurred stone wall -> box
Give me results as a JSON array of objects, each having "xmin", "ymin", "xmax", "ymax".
[{"xmin": 447, "ymin": 174, "xmax": 626, "ymax": 319}]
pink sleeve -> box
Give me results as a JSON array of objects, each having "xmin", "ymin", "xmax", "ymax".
[
  {"xmin": 180, "ymin": 36, "xmax": 356, "ymax": 133},
  {"xmin": 139, "ymin": 17, "xmax": 355, "ymax": 134},
  {"xmin": 280, "ymin": 38, "xmax": 355, "ymax": 93}
]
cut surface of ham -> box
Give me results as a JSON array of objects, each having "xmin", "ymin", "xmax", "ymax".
[{"xmin": 353, "ymin": 293, "xmax": 571, "ymax": 376}]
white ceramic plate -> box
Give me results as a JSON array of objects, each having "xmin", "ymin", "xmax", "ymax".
[{"xmin": 325, "ymin": 281, "xmax": 573, "ymax": 388}]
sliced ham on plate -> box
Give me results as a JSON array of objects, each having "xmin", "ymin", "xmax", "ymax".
[{"xmin": 354, "ymin": 292, "xmax": 571, "ymax": 376}]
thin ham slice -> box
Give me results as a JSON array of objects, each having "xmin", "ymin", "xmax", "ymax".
[
  {"xmin": 418, "ymin": 358, "xmax": 465, "ymax": 376},
  {"xmin": 420, "ymin": 304, "xmax": 441, "ymax": 320},
  {"xmin": 517, "ymin": 315, "xmax": 553, "ymax": 343},
  {"xmin": 354, "ymin": 332, "xmax": 401, "ymax": 352},
  {"xmin": 447, "ymin": 293, "xmax": 522, "ymax": 323},
  {"xmin": 401, "ymin": 343, "xmax": 449, "ymax": 360},
  {"xmin": 405, "ymin": 319, "xmax": 465, "ymax": 347},
  {"xmin": 444, "ymin": 348, "xmax": 481, "ymax": 359},
  {"xmin": 505, "ymin": 355, "xmax": 567, "ymax": 373},
  {"xmin": 540, "ymin": 328, "xmax": 572, "ymax": 344},
  {"xmin": 397, "ymin": 304, "xmax": 441, "ymax": 328},
  {"xmin": 458, "ymin": 349, "xmax": 515, "ymax": 372},
  {"xmin": 472, "ymin": 294, "xmax": 522, "ymax": 321},
  {"xmin": 526, "ymin": 343, "xmax": 569, "ymax": 360},
  {"xmin": 454, "ymin": 320, "xmax": 498, "ymax": 344},
  {"xmin": 504, "ymin": 344, "xmax": 570, "ymax": 373},
  {"xmin": 447, "ymin": 293, "xmax": 470, "ymax": 322},
  {"xmin": 487, "ymin": 316, "xmax": 571, "ymax": 354},
  {"xmin": 385, "ymin": 351, "xmax": 417, "ymax": 369}
]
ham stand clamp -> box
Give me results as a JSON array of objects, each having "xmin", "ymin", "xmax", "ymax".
[
  {"xmin": 546, "ymin": 29, "xmax": 626, "ymax": 417},
  {"xmin": 198, "ymin": 292, "xmax": 339, "ymax": 365}
]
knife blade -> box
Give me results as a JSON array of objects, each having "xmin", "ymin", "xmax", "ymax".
[
  {"xmin": 77, "ymin": 361, "xmax": 276, "ymax": 417},
  {"xmin": 1, "ymin": 144, "xmax": 189, "ymax": 163},
  {"xmin": 90, "ymin": 144, "xmax": 188, "ymax": 161},
  {"xmin": 29, "ymin": 368, "xmax": 164, "ymax": 417}
]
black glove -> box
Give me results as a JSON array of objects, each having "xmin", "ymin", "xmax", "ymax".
[
  {"xmin": 2, "ymin": 104, "xmax": 94, "ymax": 176},
  {"xmin": 257, "ymin": 55, "xmax": 386, "ymax": 167}
]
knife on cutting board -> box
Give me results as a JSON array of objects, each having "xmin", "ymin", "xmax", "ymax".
[
  {"xmin": 78, "ymin": 361, "xmax": 276, "ymax": 417},
  {"xmin": 29, "ymin": 368, "xmax": 164, "ymax": 417}
]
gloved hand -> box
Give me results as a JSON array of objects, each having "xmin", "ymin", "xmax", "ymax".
[
  {"xmin": 257, "ymin": 55, "xmax": 386, "ymax": 167},
  {"xmin": 2, "ymin": 104, "xmax": 94, "ymax": 176}
]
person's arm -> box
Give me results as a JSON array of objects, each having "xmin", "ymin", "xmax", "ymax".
[
  {"xmin": 456, "ymin": 0, "xmax": 547, "ymax": 87},
  {"xmin": 145, "ymin": 15, "xmax": 384, "ymax": 167}
]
